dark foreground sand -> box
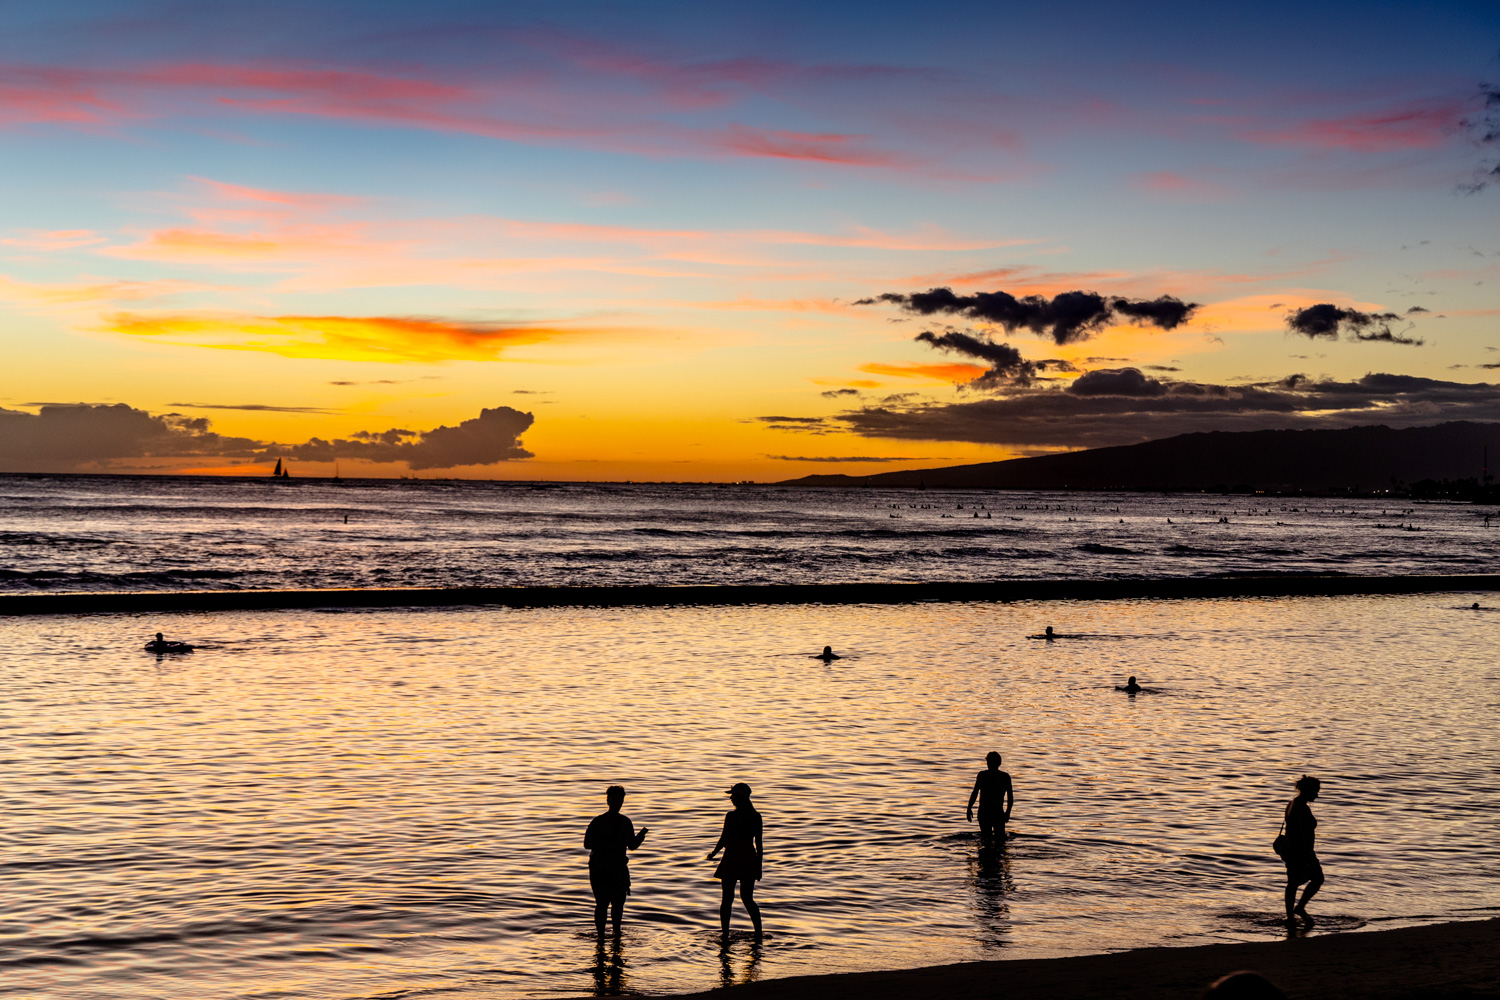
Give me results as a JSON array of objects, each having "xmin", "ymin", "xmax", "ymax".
[{"xmin": 673, "ymin": 919, "xmax": 1500, "ymax": 1000}]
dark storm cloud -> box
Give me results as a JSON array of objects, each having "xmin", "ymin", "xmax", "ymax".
[
  {"xmin": 1286, "ymin": 304, "xmax": 1423, "ymax": 345},
  {"xmin": 859, "ymin": 287, "xmax": 1199, "ymax": 344},
  {"xmin": 755, "ymin": 415, "xmax": 829, "ymax": 426},
  {"xmin": 0, "ymin": 403, "xmax": 534, "ymax": 472},
  {"xmin": 280, "ymin": 406, "xmax": 534, "ymax": 470},
  {"xmin": 915, "ymin": 329, "xmax": 1035, "ymax": 384},
  {"xmin": 823, "ymin": 369, "xmax": 1500, "ymax": 450},
  {"xmin": 0, "ymin": 404, "xmax": 263, "ymax": 470}
]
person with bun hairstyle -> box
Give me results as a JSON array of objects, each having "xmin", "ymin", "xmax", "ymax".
[
  {"xmin": 1282, "ymin": 775, "xmax": 1324, "ymax": 923},
  {"xmin": 707, "ymin": 782, "xmax": 763, "ymax": 938}
]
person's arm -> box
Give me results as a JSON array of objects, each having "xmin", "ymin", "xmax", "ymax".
[
  {"xmin": 967, "ymin": 773, "xmax": 981, "ymax": 821},
  {"xmin": 630, "ymin": 820, "xmax": 649, "ymax": 850},
  {"xmin": 706, "ymin": 815, "xmax": 728, "ymax": 860},
  {"xmin": 753, "ymin": 820, "xmax": 763, "ymax": 861},
  {"xmin": 1003, "ymin": 775, "xmax": 1014, "ymax": 821},
  {"xmin": 584, "ymin": 818, "xmax": 597, "ymax": 851}
]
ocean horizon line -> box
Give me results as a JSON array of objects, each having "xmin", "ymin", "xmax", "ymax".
[{"xmin": 4, "ymin": 573, "xmax": 1498, "ymax": 617}]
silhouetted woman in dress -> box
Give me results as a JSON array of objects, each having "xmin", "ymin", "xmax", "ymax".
[
  {"xmin": 1283, "ymin": 775, "xmax": 1324, "ymax": 923},
  {"xmin": 707, "ymin": 782, "xmax": 763, "ymax": 937}
]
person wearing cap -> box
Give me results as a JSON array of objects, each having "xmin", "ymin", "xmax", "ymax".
[
  {"xmin": 584, "ymin": 785, "xmax": 649, "ymax": 936},
  {"xmin": 967, "ymin": 752, "xmax": 1014, "ymax": 845},
  {"xmin": 707, "ymin": 782, "xmax": 763, "ymax": 937}
]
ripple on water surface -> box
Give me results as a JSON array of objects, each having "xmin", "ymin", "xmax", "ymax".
[{"xmin": 1, "ymin": 594, "xmax": 1497, "ymax": 998}]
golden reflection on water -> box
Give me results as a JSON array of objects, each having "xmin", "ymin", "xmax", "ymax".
[{"xmin": 1, "ymin": 594, "xmax": 1498, "ymax": 998}]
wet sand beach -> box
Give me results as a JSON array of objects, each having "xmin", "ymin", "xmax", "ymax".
[{"xmin": 673, "ymin": 918, "xmax": 1500, "ymax": 1000}]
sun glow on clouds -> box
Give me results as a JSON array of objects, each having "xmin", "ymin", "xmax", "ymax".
[
  {"xmin": 858, "ymin": 361, "xmax": 988, "ymax": 384},
  {"xmin": 106, "ymin": 313, "xmax": 586, "ymax": 363}
]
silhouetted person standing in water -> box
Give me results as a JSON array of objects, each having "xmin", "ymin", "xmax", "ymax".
[
  {"xmin": 967, "ymin": 752, "xmax": 1014, "ymax": 844},
  {"xmin": 1282, "ymin": 775, "xmax": 1323, "ymax": 923},
  {"xmin": 707, "ymin": 782, "xmax": 763, "ymax": 938},
  {"xmin": 585, "ymin": 785, "xmax": 648, "ymax": 936}
]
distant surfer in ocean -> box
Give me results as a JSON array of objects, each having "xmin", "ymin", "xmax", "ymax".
[
  {"xmin": 813, "ymin": 646, "xmax": 841, "ymax": 661},
  {"xmin": 967, "ymin": 752, "xmax": 1013, "ymax": 845},
  {"xmin": 585, "ymin": 785, "xmax": 649, "ymax": 937},
  {"xmin": 144, "ymin": 632, "xmax": 193, "ymax": 653}
]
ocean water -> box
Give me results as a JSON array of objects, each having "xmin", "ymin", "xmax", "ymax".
[
  {"xmin": 2, "ymin": 595, "xmax": 1497, "ymax": 999},
  {"xmin": 1, "ymin": 474, "xmax": 1498, "ymax": 593}
]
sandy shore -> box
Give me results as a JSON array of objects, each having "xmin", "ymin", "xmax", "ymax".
[{"xmin": 672, "ymin": 919, "xmax": 1500, "ymax": 1000}]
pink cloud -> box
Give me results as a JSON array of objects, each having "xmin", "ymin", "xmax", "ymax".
[
  {"xmin": 0, "ymin": 58, "xmax": 937, "ymax": 170},
  {"xmin": 1237, "ymin": 100, "xmax": 1463, "ymax": 152},
  {"xmin": 1133, "ymin": 170, "xmax": 1233, "ymax": 201},
  {"xmin": 85, "ymin": 177, "xmax": 1022, "ymax": 291},
  {"xmin": 1, "ymin": 229, "xmax": 108, "ymax": 250}
]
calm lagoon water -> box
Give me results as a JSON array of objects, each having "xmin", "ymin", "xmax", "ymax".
[{"xmin": 3, "ymin": 595, "xmax": 1497, "ymax": 998}]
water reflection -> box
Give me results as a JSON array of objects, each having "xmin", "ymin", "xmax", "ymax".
[
  {"xmin": 589, "ymin": 936, "xmax": 630, "ymax": 996},
  {"xmin": 2, "ymin": 596, "xmax": 1496, "ymax": 1000},
  {"xmin": 718, "ymin": 936, "xmax": 763, "ymax": 989},
  {"xmin": 970, "ymin": 840, "xmax": 1015, "ymax": 951}
]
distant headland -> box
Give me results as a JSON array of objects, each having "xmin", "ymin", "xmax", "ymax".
[{"xmin": 777, "ymin": 422, "xmax": 1500, "ymax": 498}]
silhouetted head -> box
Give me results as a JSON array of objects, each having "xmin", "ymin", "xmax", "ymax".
[
  {"xmin": 822, "ymin": 646, "xmax": 833, "ymax": 656},
  {"xmin": 1127, "ymin": 676, "xmax": 1137, "ymax": 685},
  {"xmin": 605, "ymin": 785, "xmax": 626, "ymax": 809},
  {"xmin": 1201, "ymin": 970, "xmax": 1287, "ymax": 1000},
  {"xmin": 155, "ymin": 632, "xmax": 164, "ymax": 641},
  {"xmin": 1294, "ymin": 775, "xmax": 1320, "ymax": 801},
  {"xmin": 1044, "ymin": 626, "xmax": 1055, "ymax": 636},
  {"xmin": 727, "ymin": 782, "xmax": 752, "ymax": 805},
  {"xmin": 1474, "ymin": 602, "xmax": 1481, "ymax": 610},
  {"xmin": 985, "ymin": 751, "xmax": 1001, "ymax": 768}
]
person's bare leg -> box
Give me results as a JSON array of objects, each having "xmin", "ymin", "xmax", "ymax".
[
  {"xmin": 610, "ymin": 898, "xmax": 624, "ymax": 936},
  {"xmin": 740, "ymin": 880, "xmax": 763, "ymax": 938},
  {"xmin": 720, "ymin": 880, "xmax": 735, "ymax": 935},
  {"xmin": 1284, "ymin": 879, "xmax": 1298, "ymax": 921},
  {"xmin": 595, "ymin": 898, "xmax": 609, "ymax": 936},
  {"xmin": 1295, "ymin": 873, "xmax": 1323, "ymax": 919}
]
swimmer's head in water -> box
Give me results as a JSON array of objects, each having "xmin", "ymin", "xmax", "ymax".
[
  {"xmin": 605, "ymin": 785, "xmax": 626, "ymax": 807},
  {"xmin": 1294, "ymin": 774, "xmax": 1320, "ymax": 799},
  {"xmin": 1044, "ymin": 626, "xmax": 1055, "ymax": 635},
  {"xmin": 1127, "ymin": 676, "xmax": 1137, "ymax": 684},
  {"xmin": 155, "ymin": 632, "xmax": 164, "ymax": 640},
  {"xmin": 985, "ymin": 751, "xmax": 1002, "ymax": 767},
  {"xmin": 822, "ymin": 646, "xmax": 833, "ymax": 655}
]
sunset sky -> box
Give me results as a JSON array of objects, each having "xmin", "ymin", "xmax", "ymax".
[{"xmin": 3, "ymin": 0, "xmax": 1499, "ymax": 480}]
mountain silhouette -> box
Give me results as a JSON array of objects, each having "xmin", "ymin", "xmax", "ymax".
[{"xmin": 778, "ymin": 422, "xmax": 1500, "ymax": 494}]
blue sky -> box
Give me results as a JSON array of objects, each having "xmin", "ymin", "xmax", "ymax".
[{"xmin": 1, "ymin": 0, "xmax": 1498, "ymax": 477}]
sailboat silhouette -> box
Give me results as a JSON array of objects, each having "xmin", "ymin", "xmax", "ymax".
[{"xmin": 271, "ymin": 458, "xmax": 291, "ymax": 479}]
